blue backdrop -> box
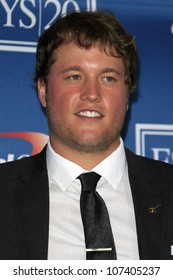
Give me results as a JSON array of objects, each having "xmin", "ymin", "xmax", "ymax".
[{"xmin": 0, "ymin": 0, "xmax": 173, "ymax": 164}]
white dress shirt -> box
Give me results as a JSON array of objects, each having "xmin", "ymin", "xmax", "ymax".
[{"xmin": 47, "ymin": 139, "xmax": 139, "ymax": 259}]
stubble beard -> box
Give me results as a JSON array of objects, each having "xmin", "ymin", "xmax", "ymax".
[
  {"xmin": 54, "ymin": 127, "xmax": 120, "ymax": 153},
  {"xmin": 47, "ymin": 115, "xmax": 124, "ymax": 154}
]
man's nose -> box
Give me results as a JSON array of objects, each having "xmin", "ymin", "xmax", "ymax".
[{"xmin": 80, "ymin": 79, "xmax": 102, "ymax": 103}]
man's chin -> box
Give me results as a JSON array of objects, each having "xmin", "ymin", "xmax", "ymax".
[{"xmin": 69, "ymin": 137, "xmax": 117, "ymax": 154}]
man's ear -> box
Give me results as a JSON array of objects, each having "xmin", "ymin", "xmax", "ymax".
[{"xmin": 37, "ymin": 79, "xmax": 47, "ymax": 107}]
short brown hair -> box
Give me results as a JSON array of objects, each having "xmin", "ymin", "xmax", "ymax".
[{"xmin": 34, "ymin": 11, "xmax": 138, "ymax": 92}]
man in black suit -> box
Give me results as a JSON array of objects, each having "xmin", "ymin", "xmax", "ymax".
[{"xmin": 0, "ymin": 11, "xmax": 173, "ymax": 260}]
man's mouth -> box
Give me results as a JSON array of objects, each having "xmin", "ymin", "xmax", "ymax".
[{"xmin": 76, "ymin": 110, "xmax": 102, "ymax": 118}]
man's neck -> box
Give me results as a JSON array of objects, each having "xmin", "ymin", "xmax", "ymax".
[{"xmin": 49, "ymin": 138, "xmax": 120, "ymax": 170}]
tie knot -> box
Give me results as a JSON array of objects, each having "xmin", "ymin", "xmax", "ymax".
[{"xmin": 78, "ymin": 172, "xmax": 101, "ymax": 192}]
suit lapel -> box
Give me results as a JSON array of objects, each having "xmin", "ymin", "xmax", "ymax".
[
  {"xmin": 15, "ymin": 147, "xmax": 49, "ymax": 260},
  {"xmin": 126, "ymin": 149, "xmax": 163, "ymax": 259}
]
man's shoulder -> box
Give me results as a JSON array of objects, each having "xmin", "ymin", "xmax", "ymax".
[
  {"xmin": 126, "ymin": 148, "xmax": 173, "ymax": 166},
  {"xmin": 0, "ymin": 154, "xmax": 33, "ymax": 169},
  {"xmin": 0, "ymin": 147, "xmax": 47, "ymax": 186},
  {"xmin": 125, "ymin": 147, "xmax": 173, "ymax": 179}
]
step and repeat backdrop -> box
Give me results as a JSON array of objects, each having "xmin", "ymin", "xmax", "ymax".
[{"xmin": 0, "ymin": 0, "xmax": 173, "ymax": 164}]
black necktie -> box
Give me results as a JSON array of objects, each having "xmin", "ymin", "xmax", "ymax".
[{"xmin": 78, "ymin": 172, "xmax": 117, "ymax": 260}]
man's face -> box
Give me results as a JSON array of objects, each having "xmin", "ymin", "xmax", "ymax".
[{"xmin": 38, "ymin": 42, "xmax": 128, "ymax": 155}]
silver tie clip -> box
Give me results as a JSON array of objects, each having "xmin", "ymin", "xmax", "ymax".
[
  {"xmin": 86, "ymin": 248, "xmax": 112, "ymax": 252},
  {"xmin": 171, "ymin": 245, "xmax": 173, "ymax": 256}
]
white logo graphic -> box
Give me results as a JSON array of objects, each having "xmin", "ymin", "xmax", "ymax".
[
  {"xmin": 0, "ymin": 0, "xmax": 97, "ymax": 53},
  {"xmin": 135, "ymin": 123, "xmax": 173, "ymax": 164}
]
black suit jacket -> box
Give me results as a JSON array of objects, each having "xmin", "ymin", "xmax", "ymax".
[{"xmin": 0, "ymin": 146, "xmax": 173, "ymax": 260}]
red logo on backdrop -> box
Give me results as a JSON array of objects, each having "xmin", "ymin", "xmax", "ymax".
[{"xmin": 0, "ymin": 132, "xmax": 48, "ymax": 156}]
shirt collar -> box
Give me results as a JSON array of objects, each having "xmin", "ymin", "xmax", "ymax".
[
  {"xmin": 93, "ymin": 138, "xmax": 126, "ymax": 189},
  {"xmin": 46, "ymin": 138, "xmax": 126, "ymax": 191},
  {"xmin": 46, "ymin": 141, "xmax": 84, "ymax": 191}
]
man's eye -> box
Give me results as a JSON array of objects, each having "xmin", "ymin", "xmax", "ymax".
[
  {"xmin": 69, "ymin": 75, "xmax": 80, "ymax": 80},
  {"xmin": 105, "ymin": 76, "xmax": 115, "ymax": 82}
]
